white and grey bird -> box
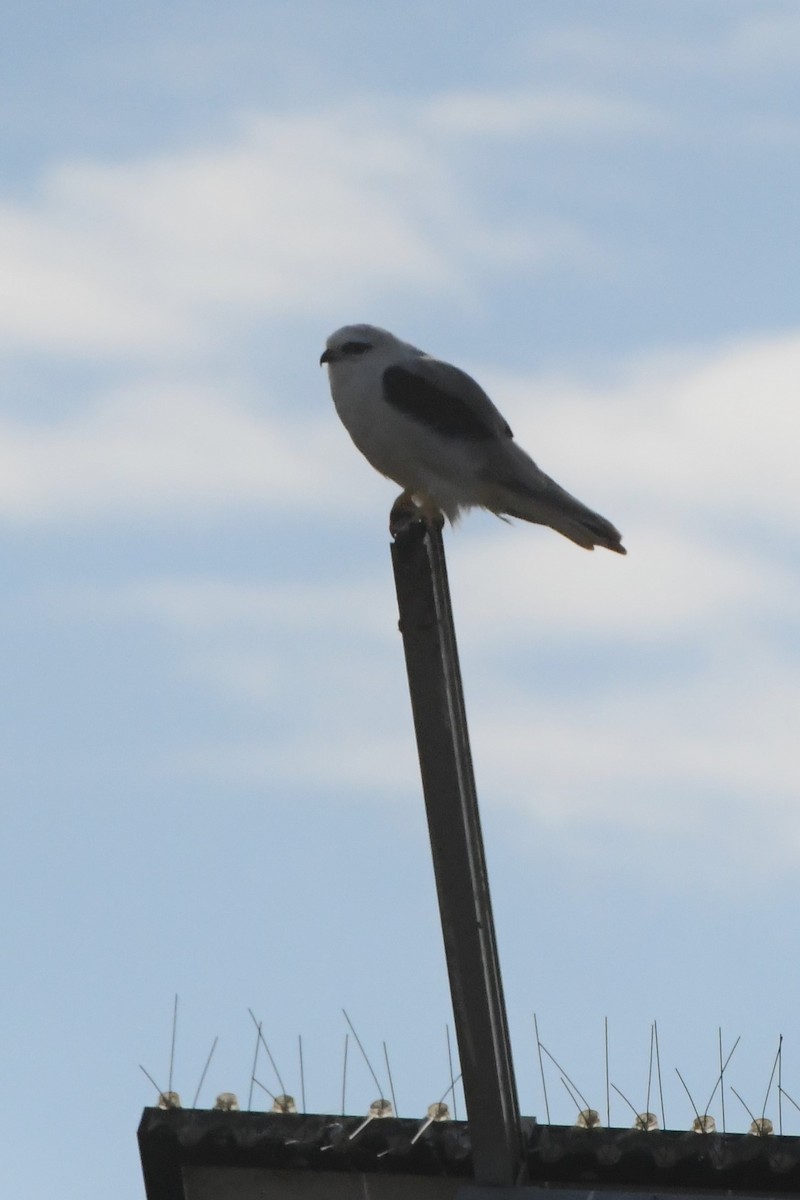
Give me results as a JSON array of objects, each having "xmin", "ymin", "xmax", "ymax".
[{"xmin": 320, "ymin": 324, "xmax": 626, "ymax": 554}]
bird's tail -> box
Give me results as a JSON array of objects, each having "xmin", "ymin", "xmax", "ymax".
[
  {"xmin": 521, "ymin": 504, "xmax": 627, "ymax": 554},
  {"xmin": 502, "ymin": 483, "xmax": 626, "ymax": 553},
  {"xmin": 481, "ymin": 450, "xmax": 626, "ymax": 554}
]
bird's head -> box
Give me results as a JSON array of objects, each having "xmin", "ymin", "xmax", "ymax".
[{"xmin": 320, "ymin": 324, "xmax": 401, "ymax": 367}]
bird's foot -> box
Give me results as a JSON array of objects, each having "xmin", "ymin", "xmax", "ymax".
[{"xmin": 389, "ymin": 491, "xmax": 445, "ymax": 538}]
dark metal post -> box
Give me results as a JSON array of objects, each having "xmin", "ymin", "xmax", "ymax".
[{"xmin": 390, "ymin": 519, "xmax": 523, "ymax": 1188}]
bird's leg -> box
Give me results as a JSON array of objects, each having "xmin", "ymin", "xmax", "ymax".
[
  {"xmin": 389, "ymin": 490, "xmax": 445, "ymax": 537},
  {"xmin": 417, "ymin": 499, "xmax": 445, "ymax": 531}
]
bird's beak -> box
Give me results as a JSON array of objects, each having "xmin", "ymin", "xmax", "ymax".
[{"xmin": 319, "ymin": 348, "xmax": 337, "ymax": 365}]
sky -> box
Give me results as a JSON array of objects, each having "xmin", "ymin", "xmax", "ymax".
[{"xmin": 2, "ymin": 1, "xmax": 800, "ymax": 1195}]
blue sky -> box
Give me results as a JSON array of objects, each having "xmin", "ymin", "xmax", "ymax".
[{"xmin": 3, "ymin": 2, "xmax": 800, "ymax": 1195}]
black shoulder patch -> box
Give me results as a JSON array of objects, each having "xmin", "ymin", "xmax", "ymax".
[{"xmin": 383, "ymin": 365, "xmax": 506, "ymax": 441}]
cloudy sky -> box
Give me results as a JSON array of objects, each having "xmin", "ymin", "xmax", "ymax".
[{"xmin": 3, "ymin": 2, "xmax": 800, "ymax": 1195}]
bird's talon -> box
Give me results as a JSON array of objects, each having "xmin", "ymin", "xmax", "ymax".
[
  {"xmin": 389, "ymin": 492, "xmax": 422, "ymax": 538},
  {"xmin": 389, "ymin": 492, "xmax": 445, "ymax": 538}
]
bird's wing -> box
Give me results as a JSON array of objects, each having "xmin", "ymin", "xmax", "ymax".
[{"xmin": 382, "ymin": 357, "xmax": 513, "ymax": 442}]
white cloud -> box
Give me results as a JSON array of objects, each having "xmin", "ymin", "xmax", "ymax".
[
  {"xmin": 448, "ymin": 524, "xmax": 794, "ymax": 644},
  {"xmin": 71, "ymin": 570, "xmax": 418, "ymax": 796},
  {"xmin": 522, "ymin": 11, "xmax": 800, "ymax": 77},
  {"xmin": 723, "ymin": 10, "xmax": 800, "ymax": 71},
  {"xmin": 2, "ymin": 82, "xmax": 668, "ymax": 363},
  {"xmin": 463, "ymin": 638, "xmax": 800, "ymax": 879},
  {"xmin": 0, "ymin": 110, "xmax": 466, "ymax": 359},
  {"xmin": 480, "ymin": 330, "xmax": 800, "ymax": 533},
  {"xmin": 78, "ymin": 575, "xmax": 392, "ymax": 636},
  {"xmin": 425, "ymin": 88, "xmax": 661, "ymax": 140},
  {"xmin": 0, "ymin": 202, "xmax": 189, "ymax": 355},
  {"xmin": 0, "ymin": 379, "xmax": 351, "ymax": 521},
  {"xmin": 129, "ymin": 558, "xmax": 800, "ymax": 872},
  {"xmin": 481, "ymin": 647, "xmax": 799, "ymax": 806},
  {"xmin": 2, "ymin": 22, "xmax": 798, "ymax": 373}
]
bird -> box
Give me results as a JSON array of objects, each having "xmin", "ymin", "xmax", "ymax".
[{"xmin": 320, "ymin": 323, "xmax": 626, "ymax": 554}]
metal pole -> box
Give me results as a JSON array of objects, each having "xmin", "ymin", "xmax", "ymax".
[{"xmin": 390, "ymin": 518, "xmax": 523, "ymax": 1188}]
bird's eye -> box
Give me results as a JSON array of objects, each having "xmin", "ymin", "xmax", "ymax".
[{"xmin": 341, "ymin": 341, "xmax": 371, "ymax": 356}]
